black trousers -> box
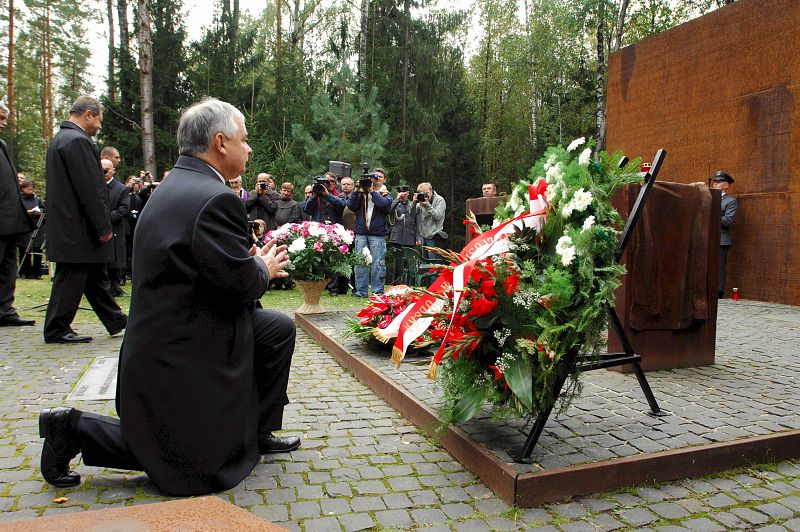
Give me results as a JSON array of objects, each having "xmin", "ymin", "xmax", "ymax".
[
  {"xmin": 719, "ymin": 245, "xmax": 730, "ymax": 298},
  {"xmin": 43, "ymin": 262, "xmax": 127, "ymax": 341},
  {"xmin": 0, "ymin": 235, "xmax": 21, "ymax": 320},
  {"xmin": 78, "ymin": 308, "xmax": 296, "ymax": 471}
]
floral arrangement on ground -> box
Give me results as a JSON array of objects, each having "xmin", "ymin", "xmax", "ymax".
[
  {"xmin": 266, "ymin": 221, "xmax": 369, "ymax": 281},
  {"xmin": 348, "ymin": 140, "xmax": 644, "ymax": 425}
]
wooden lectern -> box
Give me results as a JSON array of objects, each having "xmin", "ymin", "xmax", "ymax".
[
  {"xmin": 465, "ymin": 196, "xmax": 506, "ymax": 239},
  {"xmin": 609, "ymin": 182, "xmax": 720, "ymax": 371}
]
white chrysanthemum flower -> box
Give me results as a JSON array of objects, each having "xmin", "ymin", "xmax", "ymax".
[
  {"xmin": 571, "ymin": 188, "xmax": 593, "ymax": 212},
  {"xmin": 333, "ymin": 225, "xmax": 353, "ymax": 245},
  {"xmin": 288, "ymin": 238, "xmax": 306, "ymax": 253},
  {"xmin": 361, "ymin": 247, "xmax": 373, "ymax": 265},
  {"xmin": 543, "ymin": 154, "xmax": 557, "ymax": 171},
  {"xmin": 545, "ymin": 163, "xmax": 563, "ymax": 182},
  {"xmin": 556, "ymin": 235, "xmax": 576, "ymax": 266},
  {"xmin": 578, "ymin": 147, "xmax": 592, "ymax": 166},
  {"xmin": 582, "ymin": 215, "xmax": 596, "ymax": 232},
  {"xmin": 561, "ymin": 201, "xmax": 575, "ymax": 218},
  {"xmin": 545, "ymin": 184, "xmax": 559, "ymax": 204},
  {"xmin": 491, "ymin": 218, "xmax": 502, "ymax": 228},
  {"xmin": 308, "ymin": 224, "xmax": 326, "ymax": 237},
  {"xmin": 567, "ymin": 137, "xmax": 586, "ymax": 152}
]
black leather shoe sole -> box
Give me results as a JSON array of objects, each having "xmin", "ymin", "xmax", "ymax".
[{"xmin": 39, "ymin": 408, "xmax": 81, "ymax": 488}]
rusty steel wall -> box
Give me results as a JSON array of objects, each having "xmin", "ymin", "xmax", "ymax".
[{"xmin": 606, "ymin": 0, "xmax": 800, "ymax": 305}]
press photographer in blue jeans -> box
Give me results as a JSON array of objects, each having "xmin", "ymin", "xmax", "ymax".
[{"xmin": 347, "ymin": 168, "xmax": 393, "ymax": 297}]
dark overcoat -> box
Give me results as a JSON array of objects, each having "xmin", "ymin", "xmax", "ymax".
[
  {"xmin": 106, "ymin": 178, "xmax": 130, "ymax": 269},
  {"xmin": 45, "ymin": 121, "xmax": 113, "ymax": 263},
  {"xmin": 0, "ymin": 139, "xmax": 35, "ymax": 237},
  {"xmin": 118, "ymin": 156, "xmax": 270, "ymax": 496}
]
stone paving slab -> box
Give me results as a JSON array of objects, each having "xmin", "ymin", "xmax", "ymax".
[
  {"xmin": 304, "ymin": 299, "xmax": 800, "ymax": 475},
  {"xmin": 0, "ymin": 296, "xmax": 798, "ymax": 530}
]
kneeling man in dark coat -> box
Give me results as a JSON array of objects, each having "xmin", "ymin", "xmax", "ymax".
[{"xmin": 38, "ymin": 98, "xmax": 301, "ymax": 496}]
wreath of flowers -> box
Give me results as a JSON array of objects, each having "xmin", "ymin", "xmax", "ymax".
[
  {"xmin": 266, "ymin": 221, "xmax": 368, "ymax": 281},
  {"xmin": 351, "ymin": 140, "xmax": 644, "ymax": 425}
]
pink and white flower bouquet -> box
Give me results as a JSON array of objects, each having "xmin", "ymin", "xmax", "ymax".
[{"xmin": 266, "ymin": 221, "xmax": 368, "ymax": 281}]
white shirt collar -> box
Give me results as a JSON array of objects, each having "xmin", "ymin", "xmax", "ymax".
[{"xmin": 202, "ymin": 162, "xmax": 226, "ymax": 184}]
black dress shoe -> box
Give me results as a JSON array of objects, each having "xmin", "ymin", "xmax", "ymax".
[
  {"xmin": 0, "ymin": 316, "xmax": 35, "ymax": 327},
  {"xmin": 108, "ymin": 320, "xmax": 127, "ymax": 337},
  {"xmin": 39, "ymin": 407, "xmax": 81, "ymax": 488},
  {"xmin": 258, "ymin": 433, "xmax": 301, "ymax": 454},
  {"xmin": 45, "ymin": 332, "xmax": 93, "ymax": 344}
]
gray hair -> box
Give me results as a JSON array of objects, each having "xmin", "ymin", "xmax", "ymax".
[
  {"xmin": 177, "ymin": 98, "xmax": 244, "ymax": 157},
  {"xmin": 70, "ymin": 95, "xmax": 102, "ymax": 116},
  {"xmin": 0, "ymin": 100, "xmax": 8, "ymax": 114}
]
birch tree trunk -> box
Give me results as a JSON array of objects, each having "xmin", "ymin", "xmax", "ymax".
[
  {"xmin": 276, "ymin": 0, "xmax": 283, "ymax": 122},
  {"xmin": 6, "ymin": 0, "xmax": 15, "ymax": 157},
  {"xmin": 595, "ymin": 0, "xmax": 607, "ymax": 153},
  {"xmin": 138, "ymin": 0, "xmax": 156, "ymax": 175},
  {"xmin": 358, "ymin": 0, "xmax": 369, "ymax": 83},
  {"xmin": 400, "ymin": 0, "xmax": 410, "ymax": 148},
  {"xmin": 107, "ymin": 0, "xmax": 116, "ymax": 103},
  {"xmin": 523, "ymin": 0, "xmax": 537, "ymax": 149}
]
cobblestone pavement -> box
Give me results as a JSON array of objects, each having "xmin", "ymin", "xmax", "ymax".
[
  {"xmin": 0, "ymin": 300, "xmax": 799, "ymax": 531},
  {"xmin": 320, "ymin": 299, "xmax": 800, "ymax": 473}
]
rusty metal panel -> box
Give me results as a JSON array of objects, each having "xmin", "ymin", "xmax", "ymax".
[{"xmin": 607, "ymin": 0, "xmax": 800, "ymax": 305}]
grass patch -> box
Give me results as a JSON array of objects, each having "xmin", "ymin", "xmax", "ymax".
[{"xmin": 14, "ymin": 277, "xmax": 367, "ymax": 327}]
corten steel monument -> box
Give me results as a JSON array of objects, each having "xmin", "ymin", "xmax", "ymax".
[{"xmin": 606, "ymin": 0, "xmax": 800, "ymax": 306}]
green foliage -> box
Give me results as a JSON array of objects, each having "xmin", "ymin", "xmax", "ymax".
[{"xmin": 291, "ymin": 66, "xmax": 389, "ymax": 175}]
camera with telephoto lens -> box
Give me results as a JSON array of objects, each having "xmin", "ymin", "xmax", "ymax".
[
  {"xmin": 312, "ymin": 175, "xmax": 329, "ymax": 195},
  {"xmin": 258, "ymin": 182, "xmax": 268, "ymax": 190},
  {"xmin": 416, "ymin": 192, "xmax": 426, "ymax": 203}
]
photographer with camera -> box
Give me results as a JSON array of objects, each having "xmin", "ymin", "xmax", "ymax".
[
  {"xmin": 347, "ymin": 166, "xmax": 393, "ymax": 297},
  {"xmin": 17, "ymin": 179, "xmax": 45, "ymax": 280},
  {"xmin": 302, "ymin": 172, "xmax": 345, "ymax": 225},
  {"xmin": 246, "ymin": 173, "xmax": 280, "ymax": 230},
  {"xmin": 415, "ymin": 182, "xmax": 447, "ymax": 284},
  {"xmin": 388, "ymin": 184, "xmax": 416, "ymax": 285}
]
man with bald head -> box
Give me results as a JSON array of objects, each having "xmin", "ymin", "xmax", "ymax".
[
  {"xmin": 42, "ymin": 95, "xmax": 127, "ymax": 344},
  {"xmin": 100, "ymin": 146, "xmax": 121, "ymax": 172},
  {"xmin": 38, "ymin": 97, "xmax": 299, "ymax": 496}
]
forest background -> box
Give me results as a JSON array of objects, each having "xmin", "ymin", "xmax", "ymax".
[{"xmin": 1, "ymin": 0, "xmax": 733, "ymax": 243}]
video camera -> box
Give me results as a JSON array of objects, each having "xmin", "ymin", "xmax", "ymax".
[
  {"xmin": 312, "ymin": 175, "xmax": 329, "ymax": 195},
  {"xmin": 359, "ymin": 162, "xmax": 379, "ymax": 191}
]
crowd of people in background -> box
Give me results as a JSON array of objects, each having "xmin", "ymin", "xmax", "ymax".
[
  {"xmin": 2, "ymin": 98, "xmax": 465, "ymax": 317},
  {"xmin": 6, "ymin": 158, "xmax": 459, "ymax": 301}
]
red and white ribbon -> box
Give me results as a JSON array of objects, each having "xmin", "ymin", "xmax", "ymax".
[{"xmin": 387, "ymin": 180, "xmax": 550, "ymax": 376}]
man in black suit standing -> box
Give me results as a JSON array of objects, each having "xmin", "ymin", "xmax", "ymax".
[
  {"xmin": 0, "ymin": 101, "xmax": 36, "ymax": 327},
  {"xmin": 712, "ymin": 170, "xmax": 738, "ymax": 298},
  {"xmin": 38, "ymin": 98, "xmax": 300, "ymax": 495},
  {"xmin": 42, "ymin": 96, "xmax": 127, "ymax": 344},
  {"xmin": 101, "ymin": 159, "xmax": 130, "ymax": 296}
]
